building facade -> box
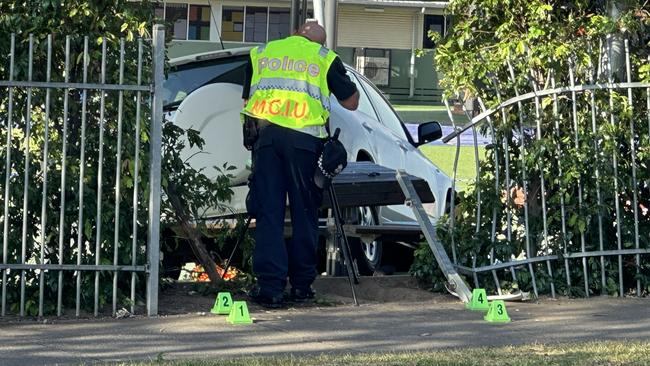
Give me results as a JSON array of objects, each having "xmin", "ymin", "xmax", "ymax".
[{"xmin": 156, "ymin": 0, "xmax": 449, "ymax": 105}]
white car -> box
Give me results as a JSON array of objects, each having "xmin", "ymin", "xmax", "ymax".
[{"xmin": 163, "ymin": 47, "xmax": 453, "ymax": 274}]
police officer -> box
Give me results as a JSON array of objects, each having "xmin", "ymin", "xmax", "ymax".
[{"xmin": 242, "ymin": 22, "xmax": 359, "ymax": 308}]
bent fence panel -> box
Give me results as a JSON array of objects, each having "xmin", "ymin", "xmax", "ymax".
[
  {"xmin": 443, "ymin": 38, "xmax": 650, "ymax": 298},
  {"xmin": 0, "ymin": 26, "xmax": 164, "ymax": 317}
]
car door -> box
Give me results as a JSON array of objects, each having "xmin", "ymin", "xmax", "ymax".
[
  {"xmin": 329, "ymin": 71, "xmax": 382, "ymax": 163},
  {"xmin": 356, "ymin": 76, "xmax": 450, "ymax": 221},
  {"xmin": 355, "ymin": 75, "xmax": 411, "ymax": 168},
  {"xmin": 350, "ymin": 73, "xmax": 416, "ymax": 224}
]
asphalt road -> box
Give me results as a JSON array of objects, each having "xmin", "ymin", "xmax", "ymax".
[{"xmin": 0, "ymin": 277, "xmax": 648, "ymax": 366}]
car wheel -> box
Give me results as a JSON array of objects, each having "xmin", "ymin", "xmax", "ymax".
[{"xmin": 345, "ymin": 206, "xmax": 382, "ymax": 275}]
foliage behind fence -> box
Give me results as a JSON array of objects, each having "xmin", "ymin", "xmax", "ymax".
[
  {"xmin": 0, "ymin": 1, "xmax": 162, "ymax": 317},
  {"xmin": 413, "ymin": 0, "xmax": 650, "ymax": 298}
]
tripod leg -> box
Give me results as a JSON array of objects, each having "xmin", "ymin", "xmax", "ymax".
[
  {"xmin": 328, "ymin": 185, "xmax": 359, "ymax": 283},
  {"xmin": 328, "ymin": 185, "xmax": 359, "ymax": 306},
  {"xmin": 222, "ymin": 216, "xmax": 252, "ymax": 281}
]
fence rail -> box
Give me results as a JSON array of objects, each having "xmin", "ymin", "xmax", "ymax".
[
  {"xmin": 0, "ymin": 26, "xmax": 164, "ymax": 317},
  {"xmin": 443, "ymin": 36, "xmax": 650, "ymax": 299}
]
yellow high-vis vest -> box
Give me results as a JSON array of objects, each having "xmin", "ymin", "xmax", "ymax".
[{"xmin": 242, "ymin": 36, "xmax": 338, "ymax": 138}]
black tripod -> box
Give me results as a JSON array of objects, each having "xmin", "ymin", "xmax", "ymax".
[
  {"xmin": 222, "ymin": 186, "xmax": 360, "ymax": 306},
  {"xmin": 326, "ymin": 184, "xmax": 359, "ymax": 306}
]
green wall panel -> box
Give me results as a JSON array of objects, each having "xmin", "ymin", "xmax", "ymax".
[
  {"xmin": 168, "ymin": 40, "xmax": 259, "ymax": 59},
  {"xmin": 336, "ymin": 47, "xmax": 442, "ymax": 105}
]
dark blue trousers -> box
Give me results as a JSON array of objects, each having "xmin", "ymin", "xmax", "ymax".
[{"xmin": 249, "ymin": 124, "xmax": 324, "ymax": 298}]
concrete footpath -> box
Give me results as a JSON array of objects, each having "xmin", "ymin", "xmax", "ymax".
[{"xmin": 0, "ymin": 277, "xmax": 649, "ymax": 365}]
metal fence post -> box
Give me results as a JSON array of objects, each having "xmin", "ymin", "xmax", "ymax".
[{"xmin": 147, "ymin": 24, "xmax": 165, "ymax": 317}]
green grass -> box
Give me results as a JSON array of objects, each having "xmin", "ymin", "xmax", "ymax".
[
  {"xmin": 107, "ymin": 340, "xmax": 650, "ymax": 365},
  {"xmin": 393, "ymin": 104, "xmax": 446, "ymax": 111},
  {"xmin": 419, "ymin": 145, "xmax": 485, "ymax": 191},
  {"xmin": 392, "ymin": 104, "xmax": 468, "ymax": 124}
]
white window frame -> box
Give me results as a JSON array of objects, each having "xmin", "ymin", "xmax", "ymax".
[
  {"xmin": 225, "ymin": 4, "xmax": 292, "ymax": 43},
  {"xmin": 243, "ymin": 5, "xmax": 246, "ymax": 41},
  {"xmin": 157, "ymin": 1, "xmax": 293, "ymax": 44},
  {"xmin": 187, "ymin": 3, "xmax": 213, "ymax": 41},
  {"xmin": 186, "ymin": 4, "xmax": 190, "ymax": 39},
  {"xmin": 243, "ymin": 5, "xmax": 271, "ymax": 43},
  {"xmin": 220, "ymin": 4, "xmax": 246, "ymax": 42},
  {"xmin": 266, "ymin": 7, "xmax": 270, "ymax": 42},
  {"xmin": 157, "ymin": 1, "xmax": 214, "ymax": 42}
]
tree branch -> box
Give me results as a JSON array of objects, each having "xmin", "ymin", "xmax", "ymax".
[{"xmin": 166, "ymin": 181, "xmax": 223, "ymax": 285}]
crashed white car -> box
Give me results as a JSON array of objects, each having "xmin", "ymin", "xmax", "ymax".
[{"xmin": 163, "ymin": 47, "xmax": 453, "ymax": 274}]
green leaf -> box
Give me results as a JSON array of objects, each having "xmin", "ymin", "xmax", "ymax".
[
  {"xmin": 186, "ymin": 128, "xmax": 204, "ymax": 149},
  {"xmin": 516, "ymin": 40, "xmax": 525, "ymax": 55},
  {"xmin": 84, "ymin": 219, "xmax": 93, "ymax": 239}
]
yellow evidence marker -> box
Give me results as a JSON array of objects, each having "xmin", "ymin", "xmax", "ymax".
[
  {"xmin": 484, "ymin": 300, "xmax": 511, "ymax": 323},
  {"xmin": 210, "ymin": 292, "xmax": 233, "ymax": 315},
  {"xmin": 228, "ymin": 301, "xmax": 253, "ymax": 325},
  {"xmin": 465, "ymin": 288, "xmax": 489, "ymax": 311}
]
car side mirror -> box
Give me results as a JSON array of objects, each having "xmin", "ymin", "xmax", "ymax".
[{"xmin": 416, "ymin": 121, "xmax": 443, "ymax": 146}]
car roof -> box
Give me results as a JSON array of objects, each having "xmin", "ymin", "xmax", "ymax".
[
  {"xmin": 168, "ymin": 45, "xmax": 356, "ymax": 72},
  {"xmin": 168, "ymin": 46, "xmax": 254, "ymax": 67}
]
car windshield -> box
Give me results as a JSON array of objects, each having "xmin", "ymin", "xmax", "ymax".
[{"xmin": 163, "ymin": 55, "xmax": 248, "ymax": 109}]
